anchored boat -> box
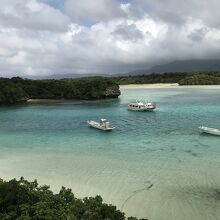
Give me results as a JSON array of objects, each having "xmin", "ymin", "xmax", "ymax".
[
  {"xmin": 198, "ymin": 126, "xmax": 220, "ymax": 136},
  {"xmin": 128, "ymin": 101, "xmax": 156, "ymax": 111},
  {"xmin": 87, "ymin": 119, "xmax": 115, "ymax": 131}
]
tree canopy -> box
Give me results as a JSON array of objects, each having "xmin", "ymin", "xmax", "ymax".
[
  {"xmin": 0, "ymin": 77, "xmax": 120, "ymax": 104},
  {"xmin": 1, "ymin": 72, "xmax": 220, "ymax": 105},
  {"xmin": 178, "ymin": 74, "xmax": 220, "ymax": 85},
  {"xmin": 111, "ymin": 72, "xmax": 220, "ymax": 85},
  {"xmin": 0, "ymin": 177, "xmax": 147, "ymax": 220}
]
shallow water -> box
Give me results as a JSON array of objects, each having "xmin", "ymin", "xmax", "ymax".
[{"xmin": 0, "ymin": 86, "xmax": 220, "ymax": 219}]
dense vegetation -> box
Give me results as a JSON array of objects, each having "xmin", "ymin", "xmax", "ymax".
[
  {"xmin": 111, "ymin": 73, "xmax": 187, "ymax": 85},
  {"xmin": 0, "ymin": 78, "xmax": 28, "ymax": 104},
  {"xmin": 111, "ymin": 72, "xmax": 220, "ymax": 85},
  {"xmin": 0, "ymin": 178, "xmax": 147, "ymax": 220},
  {"xmin": 0, "ymin": 77, "xmax": 120, "ymax": 104},
  {"xmin": 1, "ymin": 72, "xmax": 220, "ymax": 104},
  {"xmin": 178, "ymin": 73, "xmax": 220, "ymax": 85}
]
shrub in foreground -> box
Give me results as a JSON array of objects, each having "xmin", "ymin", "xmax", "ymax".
[{"xmin": 0, "ymin": 177, "xmax": 147, "ymax": 220}]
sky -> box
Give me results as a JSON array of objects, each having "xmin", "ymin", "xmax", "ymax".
[{"xmin": 0, "ymin": 0, "xmax": 220, "ymax": 76}]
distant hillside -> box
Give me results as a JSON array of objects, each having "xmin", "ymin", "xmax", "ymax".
[
  {"xmin": 111, "ymin": 72, "xmax": 220, "ymax": 85},
  {"xmin": 43, "ymin": 60, "xmax": 220, "ymax": 77},
  {"xmin": 0, "ymin": 73, "xmax": 107, "ymax": 80},
  {"xmin": 29, "ymin": 73, "xmax": 107, "ymax": 80},
  {"xmin": 148, "ymin": 60, "xmax": 220, "ymax": 73},
  {"xmin": 178, "ymin": 74, "xmax": 220, "ymax": 85},
  {"xmin": 126, "ymin": 60, "xmax": 220, "ymax": 76},
  {"xmin": 2, "ymin": 59, "xmax": 220, "ymax": 79}
]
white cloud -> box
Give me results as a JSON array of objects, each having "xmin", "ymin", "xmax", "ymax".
[
  {"xmin": 0, "ymin": 0, "xmax": 70, "ymax": 32},
  {"xmin": 64, "ymin": 0, "xmax": 125, "ymax": 23}
]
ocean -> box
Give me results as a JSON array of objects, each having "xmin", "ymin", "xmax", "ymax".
[{"xmin": 0, "ymin": 85, "xmax": 220, "ymax": 220}]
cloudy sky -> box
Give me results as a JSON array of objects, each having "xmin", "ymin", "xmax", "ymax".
[{"xmin": 0, "ymin": 0, "xmax": 220, "ymax": 76}]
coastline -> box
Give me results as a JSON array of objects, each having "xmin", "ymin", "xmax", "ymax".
[
  {"xmin": 120, "ymin": 83, "xmax": 179, "ymax": 89},
  {"xmin": 120, "ymin": 83, "xmax": 220, "ymax": 89},
  {"xmin": 27, "ymin": 99, "xmax": 60, "ymax": 103}
]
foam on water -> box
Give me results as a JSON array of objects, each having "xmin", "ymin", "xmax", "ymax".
[{"xmin": 0, "ymin": 86, "xmax": 220, "ymax": 219}]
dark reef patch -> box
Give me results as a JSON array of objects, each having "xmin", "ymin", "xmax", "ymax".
[
  {"xmin": 168, "ymin": 186, "xmax": 220, "ymax": 203},
  {"xmin": 184, "ymin": 150, "xmax": 198, "ymax": 157},
  {"xmin": 213, "ymin": 189, "xmax": 220, "ymax": 201},
  {"xmin": 191, "ymin": 152, "xmax": 198, "ymax": 157},
  {"xmin": 170, "ymin": 146, "xmax": 176, "ymax": 151}
]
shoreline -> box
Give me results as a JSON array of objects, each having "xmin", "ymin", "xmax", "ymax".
[
  {"xmin": 120, "ymin": 83, "xmax": 220, "ymax": 89},
  {"xmin": 120, "ymin": 83, "xmax": 179, "ymax": 89}
]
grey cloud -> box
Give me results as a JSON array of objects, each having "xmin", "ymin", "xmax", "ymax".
[
  {"xmin": 188, "ymin": 28, "xmax": 208, "ymax": 41},
  {"xmin": 126, "ymin": 0, "xmax": 187, "ymax": 26},
  {"xmin": 128, "ymin": 0, "xmax": 220, "ymax": 29},
  {"xmin": 113, "ymin": 23, "xmax": 144, "ymax": 41}
]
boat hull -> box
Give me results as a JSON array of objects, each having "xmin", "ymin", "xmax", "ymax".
[
  {"xmin": 199, "ymin": 126, "xmax": 220, "ymax": 136},
  {"xmin": 128, "ymin": 107, "xmax": 155, "ymax": 112},
  {"xmin": 127, "ymin": 102, "xmax": 156, "ymax": 112},
  {"xmin": 87, "ymin": 121, "xmax": 115, "ymax": 131}
]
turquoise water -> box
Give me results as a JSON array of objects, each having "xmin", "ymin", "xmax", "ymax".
[{"xmin": 0, "ymin": 86, "xmax": 220, "ymax": 220}]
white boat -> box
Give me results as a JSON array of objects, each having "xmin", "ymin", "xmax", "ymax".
[
  {"xmin": 128, "ymin": 101, "xmax": 156, "ymax": 111},
  {"xmin": 87, "ymin": 119, "xmax": 115, "ymax": 131},
  {"xmin": 198, "ymin": 126, "xmax": 220, "ymax": 136}
]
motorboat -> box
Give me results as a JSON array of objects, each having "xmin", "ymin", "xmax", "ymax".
[
  {"xmin": 198, "ymin": 126, "xmax": 220, "ymax": 136},
  {"xmin": 128, "ymin": 100, "xmax": 156, "ymax": 111},
  {"xmin": 87, "ymin": 119, "xmax": 115, "ymax": 131}
]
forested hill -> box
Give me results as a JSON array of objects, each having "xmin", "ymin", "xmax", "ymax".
[
  {"xmin": 0, "ymin": 77, "xmax": 120, "ymax": 104},
  {"xmin": 111, "ymin": 72, "xmax": 220, "ymax": 85},
  {"xmin": 178, "ymin": 74, "xmax": 220, "ymax": 85}
]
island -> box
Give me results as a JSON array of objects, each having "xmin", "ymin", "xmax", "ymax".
[
  {"xmin": 0, "ymin": 77, "xmax": 121, "ymax": 105},
  {"xmin": 1, "ymin": 72, "xmax": 220, "ymax": 105}
]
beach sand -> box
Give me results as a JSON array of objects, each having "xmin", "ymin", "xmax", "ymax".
[
  {"xmin": 120, "ymin": 83, "xmax": 220, "ymax": 89},
  {"xmin": 120, "ymin": 83, "xmax": 179, "ymax": 89}
]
